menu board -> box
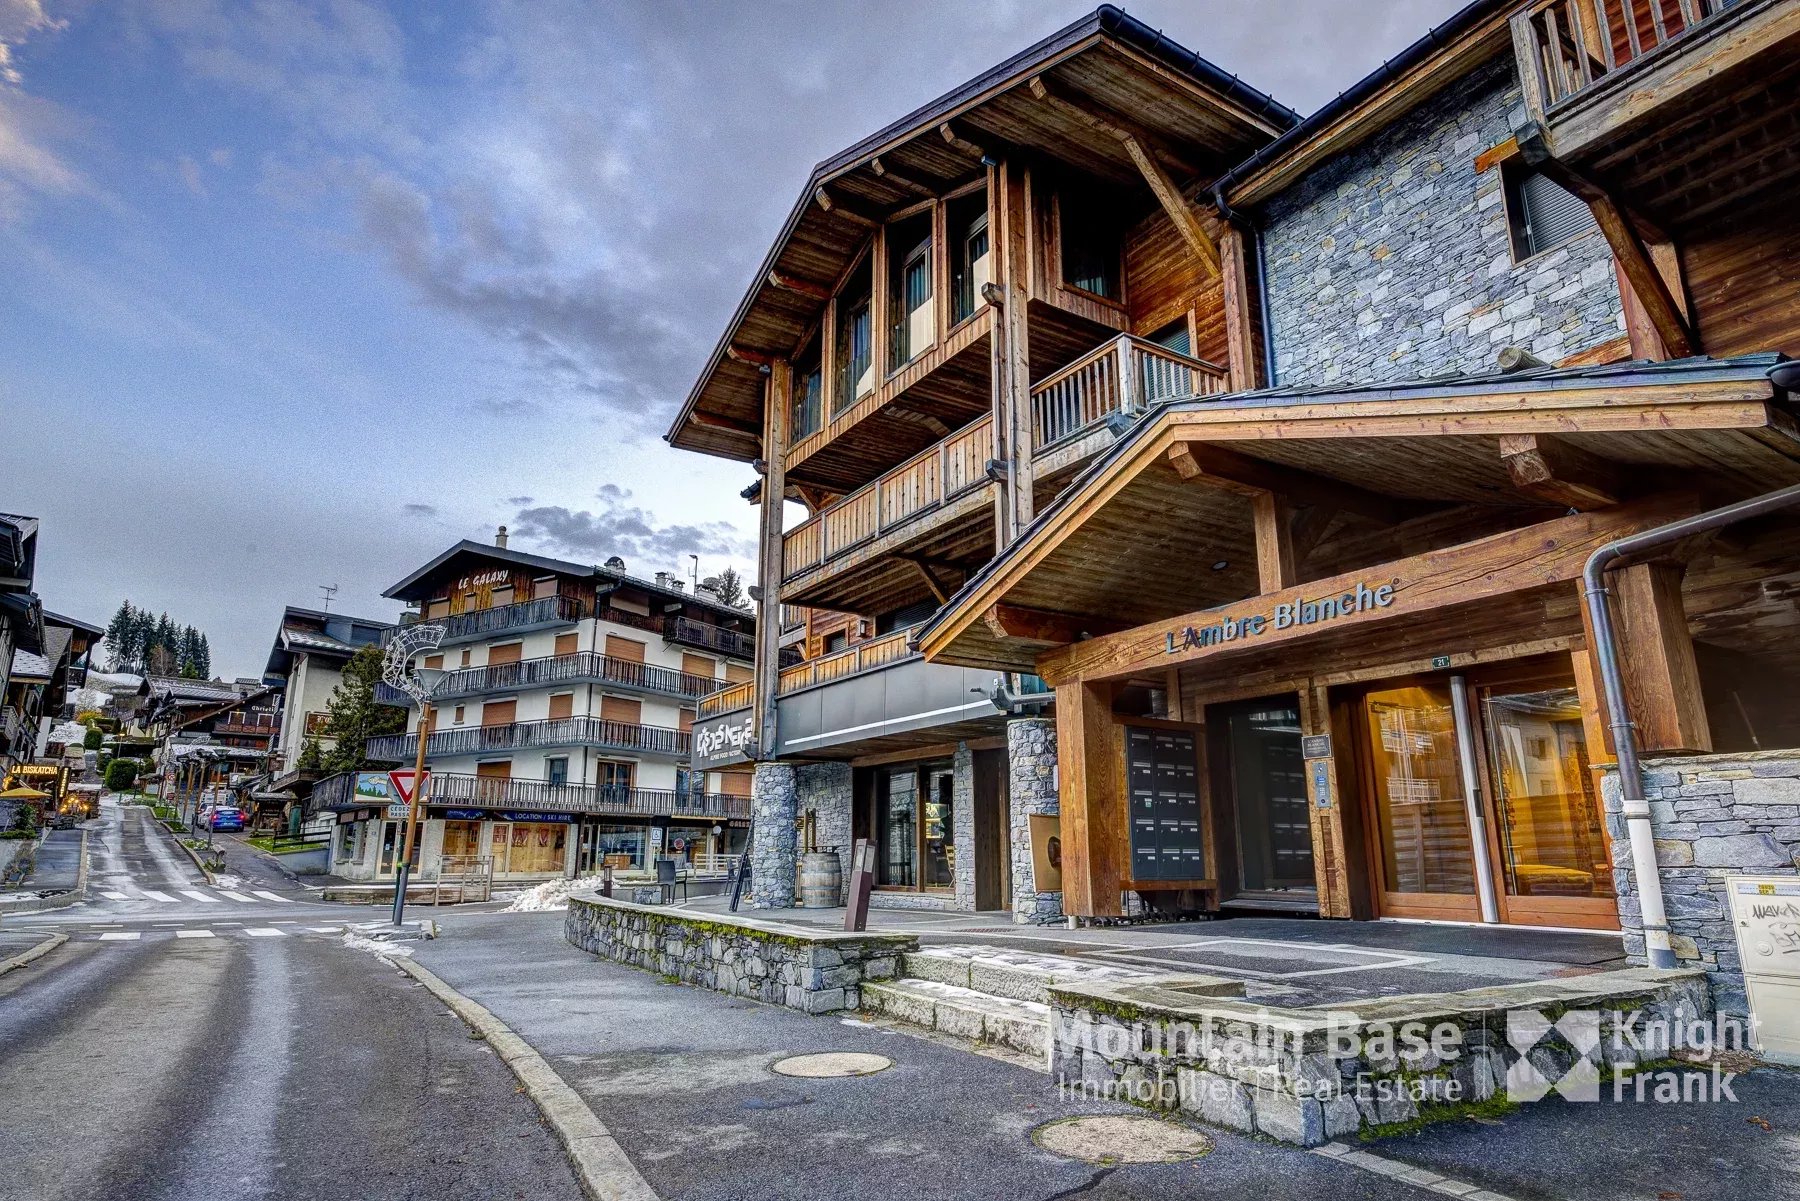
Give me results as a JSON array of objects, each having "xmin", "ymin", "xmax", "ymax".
[{"xmin": 1125, "ymin": 726, "xmax": 1204, "ymax": 882}]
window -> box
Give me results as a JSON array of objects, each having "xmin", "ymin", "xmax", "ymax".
[
  {"xmin": 1060, "ymin": 187, "xmax": 1122, "ymax": 300},
  {"xmin": 545, "ymin": 757, "xmax": 569, "ymax": 786},
  {"xmin": 1505, "ymin": 165, "xmax": 1596, "ymax": 261},
  {"xmin": 948, "ymin": 191, "xmax": 991, "ymax": 324},
  {"xmin": 835, "ymin": 258, "xmax": 874, "ymax": 411},
  {"xmin": 873, "ymin": 762, "xmax": 955, "ymax": 891},
  {"xmin": 791, "ymin": 342, "xmax": 824, "ymax": 439},
  {"xmin": 823, "ymin": 631, "xmax": 848, "ymax": 654},
  {"xmin": 877, "ymin": 599, "xmax": 938, "ymax": 635},
  {"xmin": 887, "ymin": 211, "xmax": 934, "ymax": 368}
]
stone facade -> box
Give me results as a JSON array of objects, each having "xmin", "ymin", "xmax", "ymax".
[
  {"xmin": 1604, "ymin": 751, "xmax": 1800, "ymax": 1015},
  {"xmin": 952, "ymin": 743, "xmax": 977, "ymax": 910},
  {"xmin": 1262, "ymin": 56, "xmax": 1623, "ymax": 386},
  {"xmin": 749, "ymin": 761, "xmax": 798, "ymax": 909},
  {"xmin": 1008, "ymin": 716, "xmax": 1062, "ymax": 924},
  {"xmin": 565, "ymin": 893, "xmax": 915, "ymax": 1014},
  {"xmin": 799, "ymin": 760, "xmax": 853, "ymax": 904}
]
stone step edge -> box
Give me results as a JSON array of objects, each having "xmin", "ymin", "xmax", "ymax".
[
  {"xmin": 862, "ymin": 979, "xmax": 1050, "ymax": 1062},
  {"xmin": 899, "ymin": 948, "xmax": 1245, "ymax": 1004}
]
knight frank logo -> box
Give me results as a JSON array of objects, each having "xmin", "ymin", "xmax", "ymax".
[
  {"xmin": 1506, "ymin": 1008, "xmax": 1603, "ymax": 1102},
  {"xmin": 1505, "ymin": 1005, "xmax": 1750, "ymax": 1105}
]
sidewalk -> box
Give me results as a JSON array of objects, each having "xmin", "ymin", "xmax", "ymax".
[{"xmin": 415, "ymin": 909, "xmax": 1800, "ymax": 1201}]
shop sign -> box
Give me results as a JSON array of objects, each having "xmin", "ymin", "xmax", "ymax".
[
  {"xmin": 455, "ymin": 568, "xmax": 512, "ymax": 591},
  {"xmin": 693, "ymin": 711, "xmax": 755, "ymax": 766},
  {"xmin": 1164, "ymin": 579, "xmax": 1396, "ymax": 654},
  {"xmin": 495, "ymin": 810, "xmax": 573, "ymax": 823},
  {"xmin": 443, "ymin": 808, "xmax": 486, "ymax": 821},
  {"xmin": 352, "ymin": 772, "xmax": 396, "ymax": 805}
]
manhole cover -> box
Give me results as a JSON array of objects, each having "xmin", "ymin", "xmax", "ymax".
[
  {"xmin": 1032, "ymin": 1115, "xmax": 1213, "ymax": 1164},
  {"xmin": 771, "ymin": 1052, "xmax": 893, "ymax": 1078}
]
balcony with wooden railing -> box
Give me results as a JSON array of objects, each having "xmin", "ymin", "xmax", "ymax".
[
  {"xmin": 776, "ymin": 626, "xmax": 917, "ymax": 693},
  {"xmin": 382, "ymin": 595, "xmax": 585, "ymax": 648},
  {"xmin": 1031, "ymin": 333, "xmax": 1228, "ymax": 450},
  {"xmin": 697, "ymin": 679, "xmax": 755, "ymax": 719}
]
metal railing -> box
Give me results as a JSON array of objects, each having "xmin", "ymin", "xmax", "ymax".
[
  {"xmin": 427, "ymin": 772, "xmax": 750, "ymax": 819},
  {"xmin": 696, "ymin": 679, "xmax": 756, "ymax": 718},
  {"xmin": 403, "ymin": 652, "xmax": 718, "ymax": 702},
  {"xmin": 381, "ymin": 595, "xmax": 584, "ymax": 646},
  {"xmin": 1030, "ymin": 333, "xmax": 1228, "ymax": 448},
  {"xmin": 664, "ymin": 615, "xmax": 755, "ymax": 660},
  {"xmin": 366, "ymin": 716, "xmax": 691, "ymax": 761},
  {"xmin": 1515, "ymin": 0, "xmax": 1730, "ymax": 108}
]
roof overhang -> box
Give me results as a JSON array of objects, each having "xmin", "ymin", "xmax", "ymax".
[
  {"xmin": 918, "ymin": 356, "xmax": 1798, "ymax": 675},
  {"xmin": 383, "ymin": 541, "xmax": 588, "ymax": 603},
  {"xmin": 665, "ymin": 5, "xmax": 1297, "ymax": 463}
]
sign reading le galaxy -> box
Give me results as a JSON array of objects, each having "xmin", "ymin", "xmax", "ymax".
[{"xmin": 1165, "ymin": 579, "xmax": 1397, "ymax": 654}]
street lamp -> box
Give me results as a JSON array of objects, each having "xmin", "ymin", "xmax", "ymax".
[{"xmin": 382, "ymin": 625, "xmax": 446, "ymax": 927}]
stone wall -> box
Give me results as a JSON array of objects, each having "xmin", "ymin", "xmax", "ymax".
[
  {"xmin": 1604, "ymin": 751, "xmax": 1800, "ymax": 1015},
  {"xmin": 565, "ymin": 892, "xmax": 916, "ymax": 1014},
  {"xmin": 749, "ymin": 762, "xmax": 797, "ymax": 910},
  {"xmin": 1262, "ymin": 56, "xmax": 1622, "ymax": 386},
  {"xmin": 799, "ymin": 761, "xmax": 853, "ymax": 905},
  {"xmin": 1008, "ymin": 716, "xmax": 1062, "ymax": 924}
]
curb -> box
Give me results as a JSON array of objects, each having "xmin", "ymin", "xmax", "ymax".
[
  {"xmin": 0, "ymin": 933, "xmax": 68, "ymax": 977},
  {"xmin": 172, "ymin": 835, "xmax": 222, "ymax": 885},
  {"xmin": 393, "ymin": 956, "xmax": 659, "ymax": 1201}
]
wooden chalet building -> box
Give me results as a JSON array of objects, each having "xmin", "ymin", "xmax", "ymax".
[{"xmin": 671, "ymin": 2, "xmax": 1800, "ymax": 1006}]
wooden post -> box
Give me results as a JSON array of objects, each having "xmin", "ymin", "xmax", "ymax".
[
  {"xmin": 1056, "ymin": 678, "xmax": 1124, "ymax": 918},
  {"xmin": 1219, "ymin": 226, "xmax": 1260, "ymax": 392},
  {"xmin": 1251, "ymin": 493, "xmax": 1297, "ymax": 593},
  {"xmin": 990, "ymin": 158, "xmax": 1034, "ymax": 546},
  {"xmin": 754, "ymin": 359, "xmax": 792, "ymax": 759},
  {"xmin": 1611, "ymin": 561, "xmax": 1712, "ymax": 753},
  {"xmin": 1297, "ymin": 683, "xmax": 1351, "ymax": 920}
]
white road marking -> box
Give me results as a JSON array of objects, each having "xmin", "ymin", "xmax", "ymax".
[
  {"xmin": 179, "ymin": 890, "xmax": 222, "ymax": 904},
  {"xmin": 250, "ymin": 891, "xmax": 293, "ymax": 904},
  {"xmin": 100, "ymin": 891, "xmax": 129, "ymax": 901},
  {"xmin": 98, "ymin": 932, "xmax": 141, "ymax": 941},
  {"xmin": 217, "ymin": 891, "xmax": 254, "ymax": 902},
  {"xmin": 139, "ymin": 890, "xmax": 177, "ymax": 903},
  {"xmin": 175, "ymin": 929, "xmax": 216, "ymax": 939},
  {"xmin": 245, "ymin": 927, "xmax": 286, "ymax": 937}
]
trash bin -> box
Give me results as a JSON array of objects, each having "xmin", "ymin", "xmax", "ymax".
[{"xmin": 655, "ymin": 856, "xmax": 677, "ymax": 886}]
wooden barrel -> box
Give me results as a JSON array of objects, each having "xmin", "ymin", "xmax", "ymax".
[{"xmin": 797, "ymin": 851, "xmax": 843, "ymax": 908}]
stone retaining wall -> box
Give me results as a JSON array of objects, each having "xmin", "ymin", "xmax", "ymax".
[
  {"xmin": 1604, "ymin": 751, "xmax": 1800, "ymax": 1015},
  {"xmin": 1049, "ymin": 969, "xmax": 1712, "ymax": 1146},
  {"xmin": 565, "ymin": 892, "xmax": 916, "ymax": 1014}
]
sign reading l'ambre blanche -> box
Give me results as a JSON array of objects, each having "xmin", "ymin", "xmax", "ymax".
[{"xmin": 1165, "ymin": 578, "xmax": 1397, "ymax": 654}]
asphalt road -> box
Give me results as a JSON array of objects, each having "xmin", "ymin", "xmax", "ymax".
[{"xmin": 0, "ymin": 799, "xmax": 584, "ymax": 1201}]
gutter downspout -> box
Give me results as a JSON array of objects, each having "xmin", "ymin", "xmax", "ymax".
[{"xmin": 1582, "ymin": 477, "xmax": 1800, "ymax": 971}]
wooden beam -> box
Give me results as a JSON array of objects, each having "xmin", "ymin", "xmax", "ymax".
[
  {"xmin": 1499, "ymin": 433, "xmax": 1626, "ymax": 510},
  {"xmin": 1472, "ymin": 135, "xmax": 1519, "ymax": 174},
  {"xmin": 813, "ymin": 186, "xmax": 879, "ymax": 227},
  {"xmin": 869, "ymin": 156, "xmax": 935, "ymax": 198},
  {"xmin": 1056, "ymin": 678, "xmax": 1125, "ymax": 918},
  {"xmin": 1252, "ymin": 494, "xmax": 1297, "ymax": 594},
  {"xmin": 753, "ymin": 359, "xmax": 792, "ymax": 757},
  {"xmin": 1119, "ymin": 135, "xmax": 1220, "ymax": 279},
  {"xmin": 992, "ymin": 157, "xmax": 1034, "ymax": 545},
  {"xmin": 1219, "ymin": 225, "xmax": 1258, "ymax": 390},
  {"xmin": 982, "ymin": 603, "xmax": 1124, "ymax": 646},
  {"xmin": 938, "ymin": 121, "xmax": 985, "ymax": 159},
  {"xmin": 766, "ymin": 270, "xmax": 831, "ymax": 301},
  {"xmin": 905, "ymin": 557, "xmax": 953, "ymax": 606},
  {"xmin": 1611, "ymin": 561, "xmax": 1711, "ymax": 754},
  {"xmin": 689, "ymin": 410, "xmax": 761, "ymax": 436},
  {"xmin": 725, "ymin": 345, "xmax": 776, "ymax": 369},
  {"xmin": 1025, "ymin": 75, "xmax": 1198, "ymax": 177},
  {"xmin": 1165, "ymin": 441, "xmax": 1399, "ymax": 524},
  {"xmin": 1035, "ymin": 494, "xmax": 1700, "ymax": 686}
]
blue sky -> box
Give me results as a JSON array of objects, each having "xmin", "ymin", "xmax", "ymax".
[{"xmin": 0, "ymin": 0, "xmax": 1461, "ymax": 676}]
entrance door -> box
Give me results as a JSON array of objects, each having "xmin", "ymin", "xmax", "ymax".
[
  {"xmin": 1210, "ymin": 697, "xmax": 1314, "ymax": 904},
  {"xmin": 1358, "ymin": 682, "xmax": 1482, "ymax": 921}
]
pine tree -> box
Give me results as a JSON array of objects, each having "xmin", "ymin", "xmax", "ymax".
[
  {"xmin": 104, "ymin": 601, "xmax": 137, "ymax": 671},
  {"xmin": 129, "ymin": 610, "xmax": 155, "ymax": 671},
  {"xmin": 320, "ymin": 645, "xmax": 408, "ymax": 775},
  {"xmin": 709, "ymin": 566, "xmax": 751, "ymax": 609},
  {"xmin": 194, "ymin": 632, "xmax": 211, "ymax": 680}
]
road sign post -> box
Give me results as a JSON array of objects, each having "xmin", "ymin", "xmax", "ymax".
[{"xmin": 381, "ymin": 622, "xmax": 446, "ymax": 928}]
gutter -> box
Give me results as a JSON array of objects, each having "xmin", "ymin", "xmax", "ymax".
[{"xmin": 1582, "ymin": 470, "xmax": 1800, "ymax": 971}]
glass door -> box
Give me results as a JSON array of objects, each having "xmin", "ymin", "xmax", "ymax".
[
  {"xmin": 877, "ymin": 768, "xmax": 918, "ymax": 887},
  {"xmin": 1359, "ymin": 682, "xmax": 1482, "ymax": 920},
  {"xmin": 1214, "ymin": 698, "xmax": 1314, "ymax": 898},
  {"xmin": 922, "ymin": 767, "xmax": 955, "ymax": 889}
]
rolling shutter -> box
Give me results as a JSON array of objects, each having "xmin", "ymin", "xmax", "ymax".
[
  {"xmin": 600, "ymin": 696, "xmax": 641, "ymax": 725},
  {"xmin": 1520, "ymin": 171, "xmax": 1596, "ymax": 256},
  {"xmin": 605, "ymin": 635, "xmax": 646, "ymax": 663}
]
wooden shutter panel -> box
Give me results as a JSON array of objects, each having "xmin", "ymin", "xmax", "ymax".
[
  {"xmin": 679, "ymin": 707, "xmax": 695, "ymax": 732},
  {"xmin": 548, "ymin": 693, "xmax": 574, "ymax": 720},
  {"xmin": 476, "ymin": 760, "xmax": 512, "ymax": 779},
  {"xmin": 681, "ymin": 653, "xmax": 717, "ymax": 680},
  {"xmin": 481, "ymin": 700, "xmax": 517, "ymax": 727},
  {"xmin": 424, "ymin": 654, "xmax": 444, "ymax": 670},
  {"xmin": 725, "ymin": 662, "xmax": 753, "ymax": 684},
  {"xmin": 488, "ymin": 642, "xmax": 523, "ymax": 666},
  {"xmin": 599, "ymin": 695, "xmax": 641, "ymax": 725},
  {"xmin": 554, "ymin": 633, "xmax": 578, "ymax": 657},
  {"xmin": 719, "ymin": 771, "xmax": 752, "ymax": 797},
  {"xmin": 605, "ymin": 635, "xmax": 646, "ymax": 663}
]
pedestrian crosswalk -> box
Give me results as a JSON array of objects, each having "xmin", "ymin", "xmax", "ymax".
[
  {"xmin": 95, "ymin": 886, "xmax": 305, "ymax": 906},
  {"xmin": 74, "ymin": 923, "xmax": 354, "ymax": 943}
]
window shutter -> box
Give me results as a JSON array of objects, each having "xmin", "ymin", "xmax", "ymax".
[{"xmin": 1521, "ymin": 172, "xmax": 1595, "ymax": 256}]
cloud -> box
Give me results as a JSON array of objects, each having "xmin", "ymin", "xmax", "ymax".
[
  {"xmin": 176, "ymin": 154, "xmax": 205, "ymax": 198},
  {"xmin": 402, "ymin": 502, "xmax": 437, "ymax": 517},
  {"xmin": 0, "ymin": 0, "xmax": 62, "ymax": 86},
  {"xmin": 504, "ymin": 495, "xmax": 533, "ymax": 506},
  {"xmin": 511, "ymin": 494, "xmax": 755, "ymax": 568},
  {"xmin": 0, "ymin": 3, "xmax": 82, "ymax": 221}
]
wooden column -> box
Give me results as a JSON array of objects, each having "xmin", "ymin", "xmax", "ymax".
[
  {"xmin": 1611, "ymin": 561, "xmax": 1711, "ymax": 754},
  {"xmin": 753, "ymin": 359, "xmax": 791, "ymax": 758},
  {"xmin": 990, "ymin": 157, "xmax": 1034, "ymax": 547},
  {"xmin": 1297, "ymin": 683, "xmax": 1352, "ymax": 920},
  {"xmin": 1056, "ymin": 677, "xmax": 1124, "ymax": 918},
  {"xmin": 1219, "ymin": 225, "xmax": 1261, "ymax": 392},
  {"xmin": 1251, "ymin": 493, "xmax": 1296, "ymax": 593}
]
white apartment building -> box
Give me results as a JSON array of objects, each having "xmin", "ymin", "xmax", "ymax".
[
  {"xmin": 262, "ymin": 606, "xmax": 394, "ymax": 774},
  {"xmin": 324, "ymin": 534, "xmax": 754, "ymax": 884}
]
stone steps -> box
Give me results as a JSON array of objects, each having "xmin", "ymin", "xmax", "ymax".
[
  {"xmin": 898, "ymin": 945, "xmax": 1245, "ymax": 1004},
  {"xmin": 861, "ymin": 978, "xmax": 1052, "ymax": 1060}
]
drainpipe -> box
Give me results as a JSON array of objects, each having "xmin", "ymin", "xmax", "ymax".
[{"xmin": 1582, "ymin": 475, "xmax": 1800, "ymax": 970}]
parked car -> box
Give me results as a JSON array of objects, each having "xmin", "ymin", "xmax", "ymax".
[{"xmin": 206, "ymin": 806, "xmax": 246, "ymax": 832}]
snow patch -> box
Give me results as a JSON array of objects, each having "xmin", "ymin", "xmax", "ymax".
[
  {"xmin": 503, "ymin": 877, "xmax": 585, "ymax": 912},
  {"xmin": 211, "ymin": 873, "xmax": 245, "ymax": 890},
  {"xmin": 342, "ymin": 933, "xmax": 414, "ymax": 958},
  {"xmin": 47, "ymin": 720, "xmax": 90, "ymax": 746}
]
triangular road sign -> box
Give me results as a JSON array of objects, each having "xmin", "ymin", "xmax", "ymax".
[{"xmin": 388, "ymin": 769, "xmax": 429, "ymax": 807}]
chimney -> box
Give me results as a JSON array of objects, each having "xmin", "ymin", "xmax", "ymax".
[
  {"xmin": 495, "ymin": 525, "xmax": 509, "ymax": 548},
  {"xmin": 655, "ymin": 571, "xmax": 668, "ymax": 587}
]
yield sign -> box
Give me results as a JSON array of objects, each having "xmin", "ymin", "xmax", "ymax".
[{"xmin": 387, "ymin": 769, "xmax": 430, "ymax": 807}]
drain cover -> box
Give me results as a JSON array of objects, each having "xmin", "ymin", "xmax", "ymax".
[
  {"xmin": 1032, "ymin": 1115, "xmax": 1212, "ymax": 1164},
  {"xmin": 771, "ymin": 1052, "xmax": 893, "ymax": 1078}
]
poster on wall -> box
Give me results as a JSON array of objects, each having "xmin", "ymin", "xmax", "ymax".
[{"xmin": 1028, "ymin": 814, "xmax": 1063, "ymax": 891}]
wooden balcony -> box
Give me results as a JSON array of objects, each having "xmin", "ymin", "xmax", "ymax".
[
  {"xmin": 1513, "ymin": 0, "xmax": 1800, "ymax": 223},
  {"xmin": 1031, "ymin": 334, "xmax": 1228, "ymax": 450},
  {"xmin": 776, "ymin": 627, "xmax": 916, "ymax": 693},
  {"xmin": 384, "ymin": 652, "xmax": 720, "ymax": 704},
  {"xmin": 383, "ymin": 595, "xmax": 584, "ymax": 648}
]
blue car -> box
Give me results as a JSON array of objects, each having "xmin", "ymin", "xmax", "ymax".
[{"xmin": 206, "ymin": 806, "xmax": 246, "ymax": 832}]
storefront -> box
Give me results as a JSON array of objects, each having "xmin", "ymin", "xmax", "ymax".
[{"xmin": 916, "ymin": 358, "xmax": 1800, "ymax": 933}]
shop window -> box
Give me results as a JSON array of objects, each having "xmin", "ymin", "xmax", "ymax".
[
  {"xmin": 887, "ymin": 211, "xmax": 934, "ymax": 369},
  {"xmin": 948, "ymin": 190, "xmax": 991, "ymax": 324},
  {"xmin": 1504, "ymin": 164, "xmax": 1596, "ymax": 261},
  {"xmin": 1060, "ymin": 187, "xmax": 1122, "ymax": 300},
  {"xmin": 503, "ymin": 821, "xmax": 567, "ymax": 874},
  {"xmin": 835, "ymin": 257, "xmax": 874, "ymax": 412},
  {"xmin": 874, "ymin": 761, "xmax": 955, "ymax": 891}
]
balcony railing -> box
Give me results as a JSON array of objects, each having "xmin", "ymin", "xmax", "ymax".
[
  {"xmin": 696, "ymin": 679, "xmax": 755, "ymax": 719},
  {"xmin": 777, "ymin": 625, "xmax": 919, "ymax": 694},
  {"xmin": 664, "ymin": 615, "xmax": 755, "ymax": 660},
  {"xmin": 595, "ymin": 604, "xmax": 665, "ymax": 636},
  {"xmin": 214, "ymin": 719, "xmax": 280, "ymax": 737},
  {"xmin": 785, "ymin": 416, "xmax": 993, "ymax": 577},
  {"xmin": 400, "ymin": 652, "xmax": 717, "ymax": 703},
  {"xmin": 1031, "ymin": 334, "xmax": 1228, "ymax": 449},
  {"xmin": 366, "ymin": 716, "xmax": 691, "ymax": 761},
  {"xmin": 383, "ymin": 595, "xmax": 585, "ymax": 647},
  {"xmin": 1515, "ymin": 0, "xmax": 1730, "ymax": 109},
  {"xmin": 426, "ymin": 773, "xmax": 750, "ymax": 820}
]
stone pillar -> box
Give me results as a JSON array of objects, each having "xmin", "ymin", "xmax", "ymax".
[
  {"xmin": 1007, "ymin": 715, "xmax": 1061, "ymax": 924},
  {"xmin": 952, "ymin": 743, "xmax": 976, "ymax": 911},
  {"xmin": 750, "ymin": 761, "xmax": 798, "ymax": 909},
  {"xmin": 798, "ymin": 761, "xmax": 853, "ymax": 899}
]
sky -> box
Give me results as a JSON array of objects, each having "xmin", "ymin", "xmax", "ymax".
[{"xmin": 0, "ymin": 0, "xmax": 1464, "ymax": 680}]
